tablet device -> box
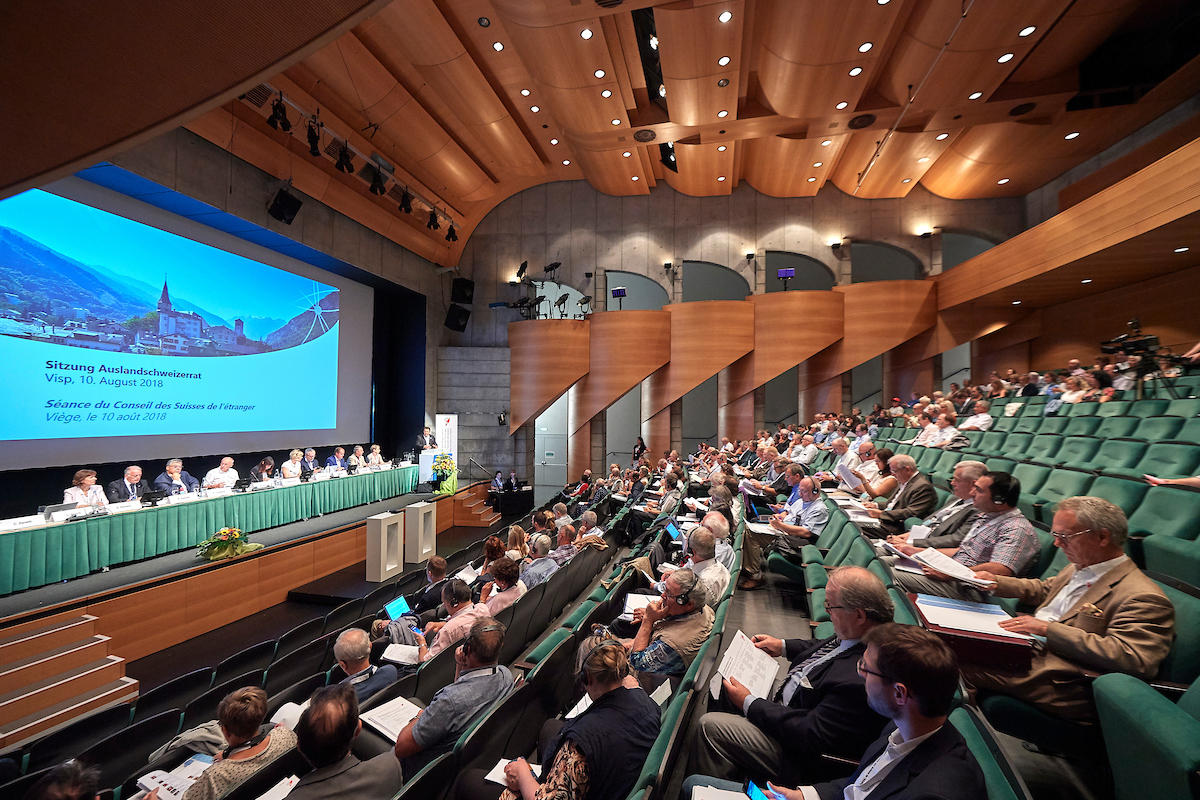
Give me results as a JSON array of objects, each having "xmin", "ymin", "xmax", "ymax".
[
  {"xmin": 665, "ymin": 520, "xmax": 683, "ymax": 541},
  {"xmin": 384, "ymin": 595, "xmax": 412, "ymax": 620},
  {"xmin": 746, "ymin": 493, "xmax": 775, "ymax": 521}
]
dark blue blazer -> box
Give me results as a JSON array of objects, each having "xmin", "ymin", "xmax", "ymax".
[
  {"xmin": 153, "ymin": 470, "xmax": 199, "ymax": 493},
  {"xmin": 326, "ymin": 455, "xmax": 347, "ymax": 468}
]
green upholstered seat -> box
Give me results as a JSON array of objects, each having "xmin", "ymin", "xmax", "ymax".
[
  {"xmin": 1132, "ymin": 416, "xmax": 1185, "ymax": 442},
  {"xmin": 888, "ymin": 588, "xmax": 918, "ymax": 626},
  {"xmin": 1129, "ymin": 399, "xmax": 1170, "ymax": 417},
  {"xmin": 1093, "ymin": 415, "xmax": 1141, "ymax": 439},
  {"xmin": 560, "ymin": 600, "xmax": 599, "ymax": 631},
  {"xmin": 1150, "ymin": 578, "xmax": 1200, "ymax": 683},
  {"xmin": 985, "ymin": 457, "xmax": 1016, "ymax": 473},
  {"xmin": 1011, "ymin": 415, "xmax": 1043, "ymax": 434},
  {"xmin": 1035, "ymin": 416, "xmax": 1069, "ymax": 434},
  {"xmin": 1011, "ymin": 463, "xmax": 1051, "ymax": 498},
  {"xmin": 1061, "ymin": 416, "xmax": 1101, "ymax": 437},
  {"xmin": 979, "ymin": 693, "xmax": 1100, "ymax": 760},
  {"xmin": 1021, "ymin": 434, "xmax": 1062, "ymax": 464},
  {"xmin": 1049, "ymin": 437, "xmax": 1101, "ymax": 469},
  {"xmin": 990, "ymin": 416, "xmax": 1018, "ymax": 432},
  {"xmin": 1067, "ymin": 401, "xmax": 1100, "ymax": 417},
  {"xmin": 947, "ymin": 706, "xmax": 1030, "ymax": 800},
  {"xmin": 1087, "ymin": 475, "xmax": 1149, "ymax": 517},
  {"xmin": 999, "ymin": 432, "xmax": 1033, "ymax": 458},
  {"xmin": 1106, "ymin": 443, "xmax": 1200, "ymax": 480},
  {"xmin": 1164, "ymin": 398, "xmax": 1200, "ymax": 418},
  {"xmin": 974, "ymin": 431, "xmax": 1008, "ymax": 455},
  {"xmin": 1073, "ymin": 439, "xmax": 1147, "ymax": 474},
  {"xmin": 1019, "ymin": 469, "xmax": 1095, "ymax": 524},
  {"xmin": 1095, "ymin": 400, "xmax": 1132, "ymax": 417},
  {"xmin": 525, "ymin": 628, "xmax": 572, "ymax": 666}
]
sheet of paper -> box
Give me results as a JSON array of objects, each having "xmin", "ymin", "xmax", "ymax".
[
  {"xmin": 913, "ymin": 548, "xmax": 996, "ymax": 588},
  {"xmin": 914, "ymin": 594, "xmax": 1031, "ymax": 641},
  {"xmin": 745, "ymin": 521, "xmax": 780, "ymax": 537},
  {"xmin": 712, "ymin": 630, "xmax": 780, "ymax": 702},
  {"xmin": 455, "ymin": 564, "xmax": 480, "ymax": 583},
  {"xmin": 619, "ymin": 593, "xmax": 657, "ymax": 621},
  {"xmin": 692, "ymin": 788, "xmax": 748, "ymax": 800},
  {"xmin": 270, "ymin": 700, "xmax": 310, "ymax": 730},
  {"xmin": 254, "ymin": 776, "xmax": 299, "ymax": 800},
  {"xmin": 484, "ymin": 760, "xmax": 541, "ymax": 786},
  {"xmin": 836, "ymin": 463, "xmax": 863, "ymax": 490},
  {"xmin": 907, "ymin": 524, "xmax": 931, "ymax": 544},
  {"xmin": 381, "ymin": 643, "xmax": 421, "ymax": 665},
  {"xmin": 648, "ymin": 679, "xmax": 673, "ymax": 706},
  {"xmin": 564, "ymin": 693, "xmax": 592, "ymax": 719},
  {"xmin": 361, "ymin": 695, "xmax": 422, "ymax": 742}
]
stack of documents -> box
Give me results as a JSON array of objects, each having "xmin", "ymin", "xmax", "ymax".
[
  {"xmin": 709, "ymin": 630, "xmax": 780, "ymax": 701},
  {"xmin": 913, "ymin": 594, "xmax": 1031, "ymax": 641},
  {"xmin": 361, "ymin": 695, "xmax": 422, "ymax": 741}
]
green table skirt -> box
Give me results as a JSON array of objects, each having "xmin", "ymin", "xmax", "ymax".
[{"xmin": 0, "ymin": 466, "xmax": 419, "ymax": 595}]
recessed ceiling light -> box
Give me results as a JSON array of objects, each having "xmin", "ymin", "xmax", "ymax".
[
  {"xmin": 717, "ymin": 176, "xmax": 727, "ymax": 182},
  {"xmin": 530, "ymin": 105, "xmax": 540, "ymax": 112},
  {"xmin": 580, "ymin": 28, "xmax": 593, "ymax": 40},
  {"xmin": 917, "ymin": 157, "xmax": 929, "ymax": 163},
  {"xmin": 520, "ymin": 89, "xmax": 531, "ymax": 96},
  {"xmin": 935, "ymin": 133, "xmax": 949, "ymax": 141},
  {"xmin": 717, "ymin": 145, "xmax": 727, "ymax": 152},
  {"xmin": 622, "ymin": 151, "xmax": 631, "ymax": 157},
  {"xmin": 478, "ymin": 16, "xmax": 490, "ymax": 27},
  {"xmin": 820, "ymin": 139, "xmax": 832, "ymax": 146},
  {"xmin": 719, "ymin": 10, "xmax": 733, "ymax": 23},
  {"xmin": 492, "ymin": 41, "xmax": 504, "ymax": 52},
  {"xmin": 1019, "ymin": 25, "xmax": 1036, "ymax": 37},
  {"xmin": 717, "ymin": 109, "xmax": 729, "ymax": 118},
  {"xmin": 659, "ymin": 84, "xmax": 666, "ymax": 97},
  {"xmin": 812, "ymin": 161, "xmax": 823, "ymax": 167},
  {"xmin": 836, "ymin": 101, "xmax": 848, "ymax": 110},
  {"xmin": 997, "ymin": 178, "xmax": 1010, "ymax": 184},
  {"xmin": 877, "ymin": 0, "xmax": 890, "ymax": 4},
  {"xmin": 631, "ymin": 176, "xmax": 639, "ymax": 181},
  {"xmin": 807, "ymin": 177, "xmax": 817, "ymax": 182},
  {"xmin": 610, "ymin": 118, "xmax": 621, "ymax": 126},
  {"xmin": 849, "ymin": 67, "xmax": 863, "ymax": 77},
  {"xmin": 1012, "ymin": 300, "xmax": 1022, "ymax": 305},
  {"xmin": 550, "ymin": 138, "xmax": 559, "ymax": 145},
  {"xmin": 649, "ymin": 35, "xmax": 658, "ymax": 50},
  {"xmin": 594, "ymin": 69, "xmax": 606, "ymax": 78},
  {"xmin": 997, "ymin": 53, "xmax": 1014, "ymax": 63},
  {"xmin": 901, "ymin": 178, "xmax": 911, "ymax": 183},
  {"xmin": 1081, "ymin": 279, "xmax": 1093, "ymax": 284},
  {"xmin": 859, "ymin": 41, "xmax": 873, "ymax": 53},
  {"xmin": 1064, "ymin": 131, "xmax": 1080, "ymax": 140},
  {"xmin": 602, "ymin": 89, "xmax": 613, "ymax": 98},
  {"xmin": 718, "ymin": 56, "xmax": 731, "ymax": 66},
  {"xmin": 1175, "ymin": 246, "xmax": 1190, "ymax": 253},
  {"xmin": 562, "ymin": 160, "xmax": 570, "ymax": 166},
  {"xmin": 968, "ymin": 91, "xmax": 983, "ymax": 100}
]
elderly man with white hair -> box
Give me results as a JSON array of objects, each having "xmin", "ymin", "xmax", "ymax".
[
  {"xmin": 334, "ymin": 628, "xmax": 398, "ymax": 702},
  {"xmin": 958, "ymin": 401, "xmax": 994, "ymax": 432},
  {"xmin": 813, "ymin": 438, "xmax": 860, "ymax": 491},
  {"xmin": 860, "ymin": 454, "xmax": 938, "ymax": 537}
]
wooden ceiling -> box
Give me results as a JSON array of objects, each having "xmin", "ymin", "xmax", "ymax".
[{"xmin": 8, "ymin": 0, "xmax": 1199, "ymax": 267}]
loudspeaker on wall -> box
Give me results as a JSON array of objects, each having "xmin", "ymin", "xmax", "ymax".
[
  {"xmin": 267, "ymin": 188, "xmax": 303, "ymax": 224},
  {"xmin": 444, "ymin": 304, "xmax": 471, "ymax": 332},
  {"xmin": 451, "ymin": 277, "xmax": 475, "ymax": 304}
]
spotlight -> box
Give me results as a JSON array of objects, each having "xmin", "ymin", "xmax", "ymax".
[
  {"xmin": 498, "ymin": 410, "xmax": 506, "ymax": 426},
  {"xmin": 335, "ymin": 142, "xmax": 354, "ymax": 173},
  {"xmin": 544, "ymin": 261, "xmax": 561, "ymax": 275},
  {"xmin": 369, "ymin": 168, "xmax": 387, "ymax": 196},
  {"xmin": 745, "ymin": 252, "xmax": 754, "ymax": 261},
  {"xmin": 579, "ymin": 295, "xmax": 593, "ymax": 305},
  {"xmin": 266, "ymin": 94, "xmax": 291, "ymax": 132},
  {"xmin": 516, "ymin": 260, "xmax": 528, "ymax": 280},
  {"xmin": 305, "ymin": 117, "xmax": 321, "ymax": 157},
  {"xmin": 664, "ymin": 261, "xmax": 672, "ymax": 272},
  {"xmin": 445, "ymin": 224, "xmax": 458, "ymax": 242},
  {"xmin": 398, "ymin": 188, "xmax": 412, "ymax": 214},
  {"xmin": 427, "ymin": 209, "xmax": 440, "ymax": 230}
]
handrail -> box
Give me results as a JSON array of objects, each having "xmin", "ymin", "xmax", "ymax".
[{"xmin": 467, "ymin": 457, "xmax": 493, "ymax": 480}]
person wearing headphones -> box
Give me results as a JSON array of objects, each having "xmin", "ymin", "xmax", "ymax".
[
  {"xmin": 181, "ymin": 686, "xmax": 297, "ymax": 800},
  {"xmin": 623, "ymin": 568, "xmax": 714, "ymax": 677},
  {"xmin": 394, "ymin": 618, "xmax": 513, "ymax": 776},
  {"xmin": 893, "ymin": 470, "xmax": 1040, "ymax": 602}
]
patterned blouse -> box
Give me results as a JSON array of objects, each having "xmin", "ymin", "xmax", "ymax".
[
  {"xmin": 181, "ymin": 726, "xmax": 297, "ymax": 800},
  {"xmin": 499, "ymin": 741, "xmax": 589, "ymax": 800}
]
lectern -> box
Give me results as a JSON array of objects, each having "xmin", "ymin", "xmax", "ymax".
[
  {"xmin": 365, "ymin": 511, "xmax": 404, "ymax": 582},
  {"xmin": 404, "ymin": 501, "xmax": 437, "ymax": 564}
]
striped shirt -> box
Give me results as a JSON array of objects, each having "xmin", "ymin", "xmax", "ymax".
[{"xmin": 955, "ymin": 508, "xmax": 1039, "ymax": 576}]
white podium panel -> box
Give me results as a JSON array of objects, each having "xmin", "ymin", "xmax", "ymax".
[
  {"xmin": 366, "ymin": 511, "xmax": 405, "ymax": 582},
  {"xmin": 404, "ymin": 501, "xmax": 437, "ymax": 564}
]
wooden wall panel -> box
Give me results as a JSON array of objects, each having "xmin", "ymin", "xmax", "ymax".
[
  {"xmin": 884, "ymin": 354, "xmax": 935, "ymax": 405},
  {"xmin": 643, "ymin": 301, "xmax": 754, "ymax": 420},
  {"xmin": 716, "ymin": 387, "xmax": 755, "ymax": 442},
  {"xmin": 89, "ymin": 582, "xmax": 191, "ymax": 662},
  {"xmin": 568, "ymin": 311, "xmax": 671, "ymax": 433},
  {"xmin": 641, "ymin": 406, "xmax": 672, "ymax": 462},
  {"xmin": 508, "ymin": 320, "xmax": 590, "ymax": 433},
  {"xmin": 568, "ymin": 422, "xmax": 591, "ymax": 484},
  {"xmin": 259, "ymin": 544, "xmax": 318, "ymax": 607},
  {"xmin": 185, "ymin": 561, "xmax": 264, "ymax": 641}
]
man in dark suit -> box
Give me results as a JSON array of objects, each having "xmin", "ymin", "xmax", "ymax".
[
  {"xmin": 105, "ymin": 465, "xmax": 152, "ymax": 503},
  {"xmin": 885, "ymin": 460, "xmax": 985, "ymax": 551},
  {"xmin": 301, "ymin": 448, "xmax": 321, "ymax": 472},
  {"xmin": 689, "ymin": 567, "xmax": 892, "ymax": 785},
  {"xmin": 289, "ymin": 683, "xmax": 403, "ymax": 800},
  {"xmin": 152, "ymin": 458, "xmax": 199, "ymax": 494},
  {"xmin": 860, "ymin": 454, "xmax": 937, "ymax": 537},
  {"xmin": 416, "ymin": 426, "xmax": 437, "ymax": 450},
  {"xmin": 326, "ymin": 446, "xmax": 348, "ymax": 469},
  {"xmin": 768, "ymin": 624, "xmax": 984, "ymax": 800},
  {"xmin": 333, "ymin": 628, "xmax": 398, "ymax": 703},
  {"xmin": 408, "ymin": 556, "xmax": 448, "ymax": 616}
]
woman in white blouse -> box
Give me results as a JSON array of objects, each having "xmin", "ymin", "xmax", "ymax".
[
  {"xmin": 367, "ymin": 444, "xmax": 385, "ymax": 465},
  {"xmin": 64, "ymin": 469, "xmax": 108, "ymax": 508},
  {"xmin": 279, "ymin": 449, "xmax": 304, "ymax": 479},
  {"xmin": 347, "ymin": 445, "xmax": 367, "ymax": 468}
]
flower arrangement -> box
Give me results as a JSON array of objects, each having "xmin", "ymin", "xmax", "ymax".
[
  {"xmin": 432, "ymin": 453, "xmax": 457, "ymax": 495},
  {"xmin": 196, "ymin": 527, "xmax": 263, "ymax": 561}
]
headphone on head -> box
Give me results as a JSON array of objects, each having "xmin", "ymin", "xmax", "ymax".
[
  {"xmin": 668, "ymin": 571, "xmax": 699, "ymax": 607},
  {"xmin": 987, "ymin": 472, "xmax": 1021, "ymax": 507},
  {"xmin": 576, "ymin": 634, "xmax": 627, "ymax": 689},
  {"xmin": 463, "ymin": 622, "xmax": 505, "ymax": 658}
]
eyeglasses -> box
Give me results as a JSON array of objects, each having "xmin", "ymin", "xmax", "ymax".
[
  {"xmin": 857, "ymin": 657, "xmax": 890, "ymax": 681},
  {"xmin": 1050, "ymin": 528, "xmax": 1092, "ymax": 542},
  {"xmin": 823, "ymin": 602, "xmax": 845, "ymax": 613}
]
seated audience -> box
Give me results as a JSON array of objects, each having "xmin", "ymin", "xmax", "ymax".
[
  {"xmin": 690, "ymin": 567, "xmax": 893, "ymax": 785},
  {"xmin": 334, "ymin": 628, "xmax": 398, "ymax": 702},
  {"xmin": 181, "ymin": 686, "xmax": 297, "ymax": 800},
  {"xmin": 288, "ymin": 683, "xmax": 403, "ymax": 800},
  {"xmin": 64, "ymin": 468, "xmax": 108, "ymax": 508},
  {"xmin": 851, "ymin": 447, "xmax": 897, "ymax": 504},
  {"xmin": 859, "ymin": 455, "xmax": 937, "ymax": 537},
  {"xmin": 519, "ymin": 534, "xmax": 560, "ymax": 589},
  {"xmin": 958, "ymin": 401, "xmax": 994, "ymax": 431},
  {"xmin": 620, "ymin": 569, "xmax": 713, "ymax": 677},
  {"xmin": 740, "ymin": 472, "xmax": 827, "ymax": 591},
  {"xmin": 154, "ymin": 458, "xmax": 200, "ymax": 493},
  {"xmin": 893, "ymin": 471, "xmax": 1040, "ymax": 601},
  {"xmin": 965, "ymin": 496, "xmax": 1175, "ymax": 721},
  {"xmin": 885, "ymin": 460, "xmax": 985, "ymax": 551},
  {"xmin": 480, "ymin": 557, "xmax": 526, "ymax": 614},
  {"xmin": 203, "ymin": 457, "xmax": 240, "ymax": 489},
  {"xmin": 106, "ymin": 464, "xmax": 151, "ymax": 503},
  {"xmin": 414, "ymin": 579, "xmax": 491, "ymax": 662},
  {"xmin": 395, "ymin": 618, "xmax": 513, "ymax": 775}
]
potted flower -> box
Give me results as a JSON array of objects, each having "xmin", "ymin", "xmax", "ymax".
[
  {"xmin": 196, "ymin": 527, "xmax": 263, "ymax": 561},
  {"xmin": 432, "ymin": 453, "xmax": 457, "ymax": 495}
]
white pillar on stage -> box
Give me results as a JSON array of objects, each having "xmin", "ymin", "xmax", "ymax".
[
  {"xmin": 404, "ymin": 501, "xmax": 437, "ymax": 564},
  {"xmin": 365, "ymin": 511, "xmax": 405, "ymax": 582}
]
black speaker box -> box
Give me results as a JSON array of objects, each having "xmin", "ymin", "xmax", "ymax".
[
  {"xmin": 444, "ymin": 304, "xmax": 471, "ymax": 332},
  {"xmin": 451, "ymin": 277, "xmax": 475, "ymax": 304},
  {"xmin": 267, "ymin": 189, "xmax": 303, "ymax": 224}
]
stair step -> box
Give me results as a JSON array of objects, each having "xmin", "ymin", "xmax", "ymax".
[
  {"xmin": 0, "ymin": 656, "xmax": 126, "ymax": 726},
  {"xmin": 0, "ymin": 616, "xmax": 98, "ymax": 664},
  {"xmin": 0, "ymin": 636, "xmax": 112, "ymax": 694},
  {"xmin": 0, "ymin": 677, "xmax": 139, "ymax": 751}
]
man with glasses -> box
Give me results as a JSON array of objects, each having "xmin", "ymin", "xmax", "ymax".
[
  {"xmin": 687, "ymin": 567, "xmax": 892, "ymax": 787},
  {"xmin": 885, "ymin": 460, "xmax": 985, "ymax": 550},
  {"xmin": 622, "ymin": 568, "xmax": 713, "ymax": 678},
  {"xmin": 965, "ymin": 496, "xmax": 1175, "ymax": 721}
]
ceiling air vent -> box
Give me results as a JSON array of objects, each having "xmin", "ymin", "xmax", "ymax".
[
  {"xmin": 848, "ymin": 114, "xmax": 876, "ymax": 129},
  {"xmin": 633, "ymin": 129, "xmax": 657, "ymax": 142},
  {"xmin": 242, "ymin": 84, "xmax": 272, "ymax": 108},
  {"xmin": 594, "ymin": 0, "xmax": 624, "ymax": 7},
  {"xmin": 1008, "ymin": 102, "xmax": 1036, "ymax": 116}
]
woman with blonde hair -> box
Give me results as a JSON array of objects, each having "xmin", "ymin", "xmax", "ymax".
[
  {"xmin": 367, "ymin": 443, "xmax": 385, "ymax": 465},
  {"xmin": 279, "ymin": 449, "xmax": 304, "ymax": 478},
  {"xmin": 505, "ymin": 525, "xmax": 530, "ymax": 561}
]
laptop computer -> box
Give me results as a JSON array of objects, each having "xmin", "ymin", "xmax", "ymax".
[
  {"xmin": 41, "ymin": 502, "xmax": 79, "ymax": 521},
  {"xmin": 745, "ymin": 493, "xmax": 776, "ymax": 521},
  {"xmin": 384, "ymin": 595, "xmax": 413, "ymax": 620}
]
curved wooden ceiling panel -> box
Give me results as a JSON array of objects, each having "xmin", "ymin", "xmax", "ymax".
[
  {"xmin": 725, "ymin": 291, "xmax": 846, "ymax": 399},
  {"xmin": 568, "ymin": 310, "xmax": 672, "ymax": 434},
  {"xmin": 655, "ymin": 0, "xmax": 744, "ymax": 127},
  {"xmin": 643, "ymin": 300, "xmax": 754, "ymax": 419},
  {"xmin": 743, "ymin": 135, "xmax": 847, "ymax": 197},
  {"xmin": 1009, "ymin": 0, "xmax": 1141, "ymax": 83},
  {"xmin": 665, "ymin": 141, "xmax": 736, "ymax": 196},
  {"xmin": 508, "ymin": 319, "xmax": 590, "ymax": 433},
  {"xmin": 832, "ymin": 129, "xmax": 959, "ymax": 198},
  {"xmin": 567, "ymin": 141, "xmax": 647, "ymax": 196}
]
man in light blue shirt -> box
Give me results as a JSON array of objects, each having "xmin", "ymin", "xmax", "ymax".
[{"xmin": 518, "ymin": 533, "xmax": 559, "ymax": 588}]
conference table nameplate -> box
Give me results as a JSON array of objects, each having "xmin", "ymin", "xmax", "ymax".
[{"xmin": 0, "ymin": 466, "xmax": 419, "ymax": 596}]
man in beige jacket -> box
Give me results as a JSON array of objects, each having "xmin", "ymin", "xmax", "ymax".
[{"xmin": 967, "ymin": 495, "xmax": 1175, "ymax": 721}]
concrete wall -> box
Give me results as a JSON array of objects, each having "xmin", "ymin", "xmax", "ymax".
[{"xmin": 437, "ymin": 346, "xmax": 532, "ymax": 482}]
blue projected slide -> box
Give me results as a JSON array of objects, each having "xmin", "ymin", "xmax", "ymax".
[{"xmin": 0, "ymin": 189, "xmax": 339, "ymax": 441}]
